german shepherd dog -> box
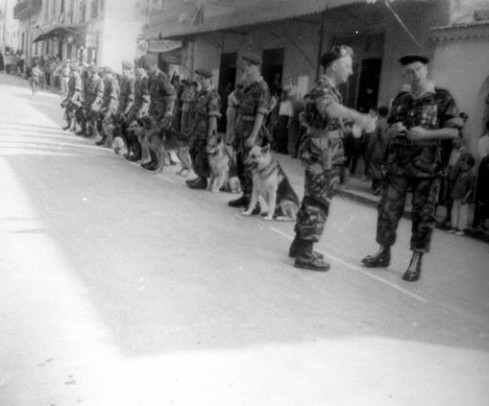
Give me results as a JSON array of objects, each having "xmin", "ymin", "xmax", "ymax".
[
  {"xmin": 242, "ymin": 144, "xmax": 300, "ymax": 221},
  {"xmin": 206, "ymin": 136, "xmax": 241, "ymax": 193}
]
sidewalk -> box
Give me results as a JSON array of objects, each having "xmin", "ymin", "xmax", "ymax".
[{"xmin": 274, "ymin": 152, "xmax": 489, "ymax": 244}]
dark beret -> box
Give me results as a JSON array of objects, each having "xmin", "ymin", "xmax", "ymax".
[
  {"xmin": 103, "ymin": 66, "xmax": 113, "ymax": 74},
  {"xmin": 121, "ymin": 60, "xmax": 134, "ymax": 70},
  {"xmin": 195, "ymin": 68, "xmax": 213, "ymax": 79},
  {"xmin": 242, "ymin": 52, "xmax": 262, "ymax": 65},
  {"xmin": 399, "ymin": 55, "xmax": 429, "ymax": 66},
  {"xmin": 88, "ymin": 64, "xmax": 99, "ymax": 73},
  {"xmin": 321, "ymin": 45, "xmax": 353, "ymax": 68},
  {"xmin": 70, "ymin": 65, "xmax": 80, "ymax": 72}
]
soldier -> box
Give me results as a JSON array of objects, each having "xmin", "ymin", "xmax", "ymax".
[
  {"xmin": 96, "ymin": 66, "xmax": 120, "ymax": 147},
  {"xmin": 126, "ymin": 66, "xmax": 150, "ymax": 162},
  {"xmin": 142, "ymin": 62, "xmax": 176, "ymax": 171},
  {"xmin": 289, "ymin": 46, "xmax": 375, "ymax": 272},
  {"xmin": 186, "ymin": 69, "xmax": 221, "ymax": 189},
  {"xmin": 80, "ymin": 64, "xmax": 104, "ymax": 138},
  {"xmin": 228, "ymin": 52, "xmax": 271, "ymax": 208},
  {"xmin": 115, "ymin": 60, "xmax": 136, "ymax": 150},
  {"xmin": 176, "ymin": 79, "xmax": 197, "ymax": 176},
  {"xmin": 361, "ymin": 55, "xmax": 461, "ymax": 282},
  {"xmin": 61, "ymin": 64, "xmax": 83, "ymax": 132}
]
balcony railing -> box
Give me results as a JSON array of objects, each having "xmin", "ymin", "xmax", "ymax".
[{"xmin": 13, "ymin": 0, "xmax": 42, "ymax": 21}]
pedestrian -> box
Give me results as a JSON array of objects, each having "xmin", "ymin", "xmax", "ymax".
[
  {"xmin": 80, "ymin": 64, "xmax": 105, "ymax": 138},
  {"xmin": 273, "ymin": 88, "xmax": 294, "ymax": 154},
  {"xmin": 186, "ymin": 69, "xmax": 221, "ymax": 190},
  {"xmin": 366, "ymin": 105, "xmax": 389, "ymax": 194},
  {"xmin": 61, "ymin": 64, "xmax": 83, "ymax": 132},
  {"xmin": 288, "ymin": 46, "xmax": 376, "ymax": 271},
  {"xmin": 361, "ymin": 54, "xmax": 462, "ymax": 282},
  {"xmin": 60, "ymin": 61, "xmax": 71, "ymax": 95},
  {"xmin": 449, "ymin": 153, "xmax": 476, "ymax": 236},
  {"xmin": 228, "ymin": 52, "xmax": 272, "ymax": 209},
  {"xmin": 30, "ymin": 62, "xmax": 43, "ymax": 95}
]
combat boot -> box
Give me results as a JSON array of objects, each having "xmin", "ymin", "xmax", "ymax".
[
  {"xmin": 294, "ymin": 240, "xmax": 330, "ymax": 272},
  {"xmin": 228, "ymin": 194, "xmax": 250, "ymax": 208},
  {"xmin": 288, "ymin": 234, "xmax": 324, "ymax": 260},
  {"xmin": 62, "ymin": 118, "xmax": 72, "ymax": 131},
  {"xmin": 402, "ymin": 251, "xmax": 423, "ymax": 282},
  {"xmin": 187, "ymin": 177, "xmax": 207, "ymax": 190},
  {"xmin": 361, "ymin": 246, "xmax": 391, "ymax": 268}
]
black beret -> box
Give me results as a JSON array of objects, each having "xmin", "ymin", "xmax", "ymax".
[
  {"xmin": 88, "ymin": 64, "xmax": 99, "ymax": 73},
  {"xmin": 70, "ymin": 65, "xmax": 80, "ymax": 72},
  {"xmin": 242, "ymin": 52, "xmax": 262, "ymax": 65},
  {"xmin": 195, "ymin": 68, "xmax": 213, "ymax": 79},
  {"xmin": 103, "ymin": 66, "xmax": 113, "ymax": 74},
  {"xmin": 321, "ymin": 45, "xmax": 353, "ymax": 68},
  {"xmin": 399, "ymin": 55, "xmax": 429, "ymax": 66}
]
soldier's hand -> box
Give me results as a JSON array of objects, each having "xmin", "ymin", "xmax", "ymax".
[
  {"xmin": 245, "ymin": 137, "xmax": 256, "ymax": 149},
  {"xmin": 406, "ymin": 126, "xmax": 428, "ymax": 141},
  {"xmin": 359, "ymin": 115, "xmax": 376, "ymax": 133}
]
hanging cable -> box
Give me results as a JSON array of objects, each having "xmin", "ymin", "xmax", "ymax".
[{"xmin": 384, "ymin": 0, "xmax": 423, "ymax": 49}]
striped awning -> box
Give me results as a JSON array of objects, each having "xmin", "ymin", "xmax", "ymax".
[{"xmin": 33, "ymin": 23, "xmax": 84, "ymax": 43}]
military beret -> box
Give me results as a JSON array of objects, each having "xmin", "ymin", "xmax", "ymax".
[
  {"xmin": 399, "ymin": 54, "xmax": 429, "ymax": 66},
  {"xmin": 241, "ymin": 52, "xmax": 263, "ymax": 65},
  {"xmin": 70, "ymin": 65, "xmax": 80, "ymax": 72},
  {"xmin": 194, "ymin": 68, "xmax": 213, "ymax": 79},
  {"xmin": 321, "ymin": 45, "xmax": 353, "ymax": 68},
  {"xmin": 121, "ymin": 60, "xmax": 134, "ymax": 70},
  {"xmin": 242, "ymin": 52, "xmax": 262, "ymax": 65},
  {"xmin": 88, "ymin": 64, "xmax": 99, "ymax": 73},
  {"xmin": 103, "ymin": 66, "xmax": 113, "ymax": 74}
]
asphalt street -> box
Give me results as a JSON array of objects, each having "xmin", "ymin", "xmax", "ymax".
[{"xmin": 1, "ymin": 73, "xmax": 488, "ymax": 406}]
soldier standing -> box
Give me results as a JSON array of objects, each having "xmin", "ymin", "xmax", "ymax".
[
  {"xmin": 96, "ymin": 66, "xmax": 120, "ymax": 147},
  {"xmin": 126, "ymin": 66, "xmax": 150, "ymax": 162},
  {"xmin": 361, "ymin": 55, "xmax": 461, "ymax": 282},
  {"xmin": 176, "ymin": 79, "xmax": 197, "ymax": 176},
  {"xmin": 143, "ymin": 62, "xmax": 176, "ymax": 171},
  {"xmin": 186, "ymin": 69, "xmax": 221, "ymax": 189},
  {"xmin": 289, "ymin": 46, "xmax": 375, "ymax": 272},
  {"xmin": 81, "ymin": 64, "xmax": 104, "ymax": 138},
  {"xmin": 228, "ymin": 53, "xmax": 271, "ymax": 208},
  {"xmin": 115, "ymin": 61, "xmax": 136, "ymax": 150},
  {"xmin": 61, "ymin": 64, "xmax": 82, "ymax": 132}
]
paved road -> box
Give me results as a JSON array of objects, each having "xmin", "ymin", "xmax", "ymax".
[{"xmin": 1, "ymin": 74, "xmax": 488, "ymax": 406}]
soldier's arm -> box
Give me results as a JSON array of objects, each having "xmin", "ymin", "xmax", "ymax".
[
  {"xmin": 123, "ymin": 79, "xmax": 135, "ymax": 115},
  {"xmin": 207, "ymin": 91, "xmax": 221, "ymax": 138},
  {"xmin": 248, "ymin": 82, "xmax": 270, "ymax": 143},
  {"xmin": 162, "ymin": 74, "xmax": 176, "ymax": 116},
  {"xmin": 321, "ymin": 100, "xmax": 374, "ymax": 132}
]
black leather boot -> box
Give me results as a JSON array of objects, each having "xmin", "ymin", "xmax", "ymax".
[
  {"xmin": 294, "ymin": 240, "xmax": 330, "ymax": 272},
  {"xmin": 63, "ymin": 119, "xmax": 72, "ymax": 131},
  {"xmin": 361, "ymin": 246, "xmax": 391, "ymax": 268},
  {"xmin": 228, "ymin": 194, "xmax": 250, "ymax": 208},
  {"xmin": 402, "ymin": 251, "xmax": 423, "ymax": 282},
  {"xmin": 288, "ymin": 234, "xmax": 324, "ymax": 260},
  {"xmin": 187, "ymin": 177, "xmax": 207, "ymax": 190}
]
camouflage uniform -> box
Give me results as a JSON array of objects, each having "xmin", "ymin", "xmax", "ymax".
[
  {"xmin": 101, "ymin": 75, "xmax": 120, "ymax": 124},
  {"xmin": 84, "ymin": 73, "xmax": 104, "ymax": 132},
  {"xmin": 64, "ymin": 72, "xmax": 83, "ymax": 119},
  {"xmin": 295, "ymin": 76, "xmax": 344, "ymax": 242},
  {"xmin": 234, "ymin": 79, "xmax": 271, "ymax": 196},
  {"xmin": 118, "ymin": 74, "xmax": 136, "ymax": 117},
  {"xmin": 377, "ymin": 85, "xmax": 459, "ymax": 252},
  {"xmin": 148, "ymin": 68, "xmax": 175, "ymax": 120},
  {"xmin": 129, "ymin": 75, "xmax": 150, "ymax": 121},
  {"xmin": 189, "ymin": 87, "xmax": 221, "ymax": 178}
]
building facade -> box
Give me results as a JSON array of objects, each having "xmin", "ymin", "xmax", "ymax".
[
  {"xmin": 14, "ymin": 0, "xmax": 160, "ymax": 70},
  {"xmin": 0, "ymin": 0, "xmax": 20, "ymax": 54}
]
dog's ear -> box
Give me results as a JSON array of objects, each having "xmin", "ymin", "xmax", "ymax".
[{"xmin": 261, "ymin": 143, "xmax": 271, "ymax": 154}]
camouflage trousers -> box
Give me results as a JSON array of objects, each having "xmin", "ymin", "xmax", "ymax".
[
  {"xmin": 376, "ymin": 174, "xmax": 440, "ymax": 252},
  {"xmin": 233, "ymin": 119, "xmax": 268, "ymax": 196},
  {"xmin": 295, "ymin": 139, "xmax": 341, "ymax": 242},
  {"xmin": 189, "ymin": 136, "xmax": 210, "ymax": 178}
]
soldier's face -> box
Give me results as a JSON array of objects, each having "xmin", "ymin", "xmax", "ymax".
[
  {"xmin": 243, "ymin": 61, "xmax": 259, "ymax": 77},
  {"xmin": 334, "ymin": 55, "xmax": 353, "ymax": 84},
  {"xmin": 402, "ymin": 62, "xmax": 428, "ymax": 88}
]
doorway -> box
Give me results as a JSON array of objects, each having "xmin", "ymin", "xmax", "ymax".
[
  {"xmin": 262, "ymin": 48, "xmax": 284, "ymax": 96},
  {"xmin": 217, "ymin": 52, "xmax": 237, "ymax": 132}
]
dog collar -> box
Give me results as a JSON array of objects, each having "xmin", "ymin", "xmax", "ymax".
[{"xmin": 257, "ymin": 160, "xmax": 279, "ymax": 178}]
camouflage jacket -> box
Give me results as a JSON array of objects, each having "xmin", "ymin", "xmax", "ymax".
[
  {"xmin": 118, "ymin": 75, "xmax": 135, "ymax": 114},
  {"xmin": 236, "ymin": 78, "xmax": 271, "ymax": 117},
  {"xmin": 148, "ymin": 69, "xmax": 176, "ymax": 119},
  {"xmin": 385, "ymin": 84, "xmax": 460, "ymax": 177},
  {"xmin": 191, "ymin": 87, "xmax": 221, "ymax": 137},
  {"xmin": 102, "ymin": 76, "xmax": 120, "ymax": 111},
  {"xmin": 85, "ymin": 74, "xmax": 105, "ymax": 106}
]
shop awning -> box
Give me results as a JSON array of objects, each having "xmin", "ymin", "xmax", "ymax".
[
  {"xmin": 33, "ymin": 23, "xmax": 85, "ymax": 43},
  {"xmin": 145, "ymin": 0, "xmax": 431, "ymax": 40},
  {"xmin": 147, "ymin": 39, "xmax": 182, "ymax": 54}
]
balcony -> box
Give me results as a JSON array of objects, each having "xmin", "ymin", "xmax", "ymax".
[{"xmin": 13, "ymin": 0, "xmax": 42, "ymax": 21}]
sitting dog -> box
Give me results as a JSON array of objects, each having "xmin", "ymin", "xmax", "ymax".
[
  {"xmin": 125, "ymin": 119, "xmax": 145, "ymax": 161},
  {"xmin": 242, "ymin": 144, "xmax": 300, "ymax": 221},
  {"xmin": 112, "ymin": 136, "xmax": 127, "ymax": 155},
  {"xmin": 206, "ymin": 136, "xmax": 241, "ymax": 193}
]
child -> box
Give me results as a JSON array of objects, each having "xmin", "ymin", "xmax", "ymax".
[{"xmin": 449, "ymin": 153, "xmax": 476, "ymax": 236}]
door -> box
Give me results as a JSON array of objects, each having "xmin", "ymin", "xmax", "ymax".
[{"xmin": 217, "ymin": 52, "xmax": 237, "ymax": 132}]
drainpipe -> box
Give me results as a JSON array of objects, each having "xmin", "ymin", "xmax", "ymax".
[{"xmin": 316, "ymin": 12, "xmax": 325, "ymax": 81}]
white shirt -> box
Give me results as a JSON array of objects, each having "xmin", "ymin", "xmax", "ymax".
[
  {"xmin": 278, "ymin": 99, "xmax": 293, "ymax": 117},
  {"xmin": 478, "ymin": 134, "xmax": 489, "ymax": 160}
]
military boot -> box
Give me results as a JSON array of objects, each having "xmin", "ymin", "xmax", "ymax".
[
  {"xmin": 187, "ymin": 177, "xmax": 207, "ymax": 190},
  {"xmin": 63, "ymin": 118, "xmax": 72, "ymax": 131},
  {"xmin": 361, "ymin": 246, "xmax": 391, "ymax": 268},
  {"xmin": 75, "ymin": 121, "xmax": 87, "ymax": 136},
  {"xmin": 228, "ymin": 194, "xmax": 250, "ymax": 208},
  {"xmin": 294, "ymin": 240, "xmax": 330, "ymax": 272},
  {"xmin": 402, "ymin": 251, "xmax": 423, "ymax": 282},
  {"xmin": 288, "ymin": 234, "xmax": 324, "ymax": 260}
]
